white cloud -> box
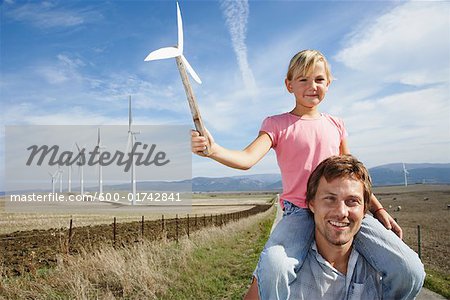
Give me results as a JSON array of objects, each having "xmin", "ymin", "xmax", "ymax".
[
  {"xmin": 220, "ymin": 0, "xmax": 257, "ymax": 94},
  {"xmin": 335, "ymin": 2, "xmax": 450, "ymax": 86},
  {"xmin": 5, "ymin": 2, "xmax": 101, "ymax": 29},
  {"xmin": 344, "ymin": 86, "xmax": 450, "ymax": 166}
]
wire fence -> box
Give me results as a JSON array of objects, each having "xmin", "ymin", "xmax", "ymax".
[
  {"xmin": 398, "ymin": 222, "xmax": 449, "ymax": 275},
  {"xmin": 0, "ymin": 204, "xmax": 273, "ymax": 276}
]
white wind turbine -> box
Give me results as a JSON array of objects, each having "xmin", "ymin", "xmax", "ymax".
[
  {"xmin": 145, "ymin": 2, "xmax": 209, "ymax": 154},
  {"xmin": 126, "ymin": 96, "xmax": 139, "ymax": 205},
  {"xmin": 57, "ymin": 165, "xmax": 63, "ymax": 193},
  {"xmin": 403, "ymin": 163, "xmax": 409, "ymax": 187},
  {"xmin": 67, "ymin": 164, "xmax": 72, "ymax": 193},
  {"xmin": 48, "ymin": 169, "xmax": 59, "ymax": 194},
  {"xmin": 76, "ymin": 143, "xmax": 85, "ymax": 198},
  {"xmin": 97, "ymin": 128, "xmax": 106, "ymax": 195}
]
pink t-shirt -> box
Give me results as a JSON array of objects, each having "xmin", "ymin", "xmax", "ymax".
[{"xmin": 260, "ymin": 112, "xmax": 348, "ymax": 208}]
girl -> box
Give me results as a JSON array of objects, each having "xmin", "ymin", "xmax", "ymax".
[{"xmin": 192, "ymin": 50, "xmax": 424, "ymax": 299}]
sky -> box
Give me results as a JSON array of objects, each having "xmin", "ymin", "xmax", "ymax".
[{"xmin": 1, "ymin": 0, "xmax": 449, "ymax": 189}]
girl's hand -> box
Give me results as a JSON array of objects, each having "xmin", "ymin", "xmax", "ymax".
[
  {"xmin": 373, "ymin": 208, "xmax": 403, "ymax": 239},
  {"xmin": 191, "ymin": 128, "xmax": 215, "ymax": 157}
]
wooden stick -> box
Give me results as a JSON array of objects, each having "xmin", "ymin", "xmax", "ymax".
[{"xmin": 175, "ymin": 56, "xmax": 210, "ymax": 155}]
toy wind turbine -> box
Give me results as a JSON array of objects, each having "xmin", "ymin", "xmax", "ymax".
[{"xmin": 144, "ymin": 2, "xmax": 209, "ymax": 154}]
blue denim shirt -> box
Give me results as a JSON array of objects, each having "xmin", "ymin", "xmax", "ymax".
[{"xmin": 289, "ymin": 242, "xmax": 382, "ymax": 299}]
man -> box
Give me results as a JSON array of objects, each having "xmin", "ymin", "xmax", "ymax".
[{"xmin": 245, "ymin": 155, "xmax": 424, "ymax": 299}]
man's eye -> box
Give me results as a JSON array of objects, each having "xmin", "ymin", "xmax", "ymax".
[{"xmin": 347, "ymin": 199, "xmax": 361, "ymax": 206}]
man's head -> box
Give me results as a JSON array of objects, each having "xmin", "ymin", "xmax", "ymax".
[{"xmin": 306, "ymin": 155, "xmax": 372, "ymax": 247}]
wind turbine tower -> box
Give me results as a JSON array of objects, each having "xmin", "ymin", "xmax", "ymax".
[
  {"xmin": 76, "ymin": 143, "xmax": 85, "ymax": 198},
  {"xmin": 48, "ymin": 170, "xmax": 58, "ymax": 194},
  {"xmin": 58, "ymin": 166, "xmax": 63, "ymax": 193},
  {"xmin": 403, "ymin": 163, "xmax": 409, "ymax": 187},
  {"xmin": 67, "ymin": 164, "xmax": 72, "ymax": 193},
  {"xmin": 126, "ymin": 96, "xmax": 139, "ymax": 205},
  {"xmin": 97, "ymin": 128, "xmax": 106, "ymax": 195}
]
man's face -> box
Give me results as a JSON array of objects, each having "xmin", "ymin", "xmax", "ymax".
[{"xmin": 309, "ymin": 176, "xmax": 365, "ymax": 248}]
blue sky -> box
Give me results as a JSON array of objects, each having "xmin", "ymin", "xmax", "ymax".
[{"xmin": 1, "ymin": 0, "xmax": 449, "ymax": 186}]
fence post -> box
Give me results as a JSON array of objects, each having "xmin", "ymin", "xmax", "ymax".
[
  {"xmin": 195, "ymin": 214, "xmax": 197, "ymax": 227},
  {"xmin": 162, "ymin": 214, "xmax": 165, "ymax": 233},
  {"xmin": 417, "ymin": 225, "xmax": 422, "ymax": 258},
  {"xmin": 68, "ymin": 218, "xmax": 73, "ymax": 253},
  {"xmin": 113, "ymin": 217, "xmax": 116, "ymax": 247},
  {"xmin": 203, "ymin": 214, "xmax": 206, "ymax": 227},
  {"xmin": 187, "ymin": 214, "xmax": 190, "ymax": 238},
  {"xmin": 141, "ymin": 216, "xmax": 144, "ymax": 240},
  {"xmin": 176, "ymin": 214, "xmax": 179, "ymax": 243}
]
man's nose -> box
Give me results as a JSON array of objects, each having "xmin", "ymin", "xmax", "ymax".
[{"xmin": 334, "ymin": 200, "xmax": 349, "ymax": 218}]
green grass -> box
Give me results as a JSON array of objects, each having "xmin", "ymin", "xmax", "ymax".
[
  {"xmin": 162, "ymin": 212, "xmax": 274, "ymax": 299},
  {"xmin": 424, "ymin": 269, "xmax": 450, "ymax": 299}
]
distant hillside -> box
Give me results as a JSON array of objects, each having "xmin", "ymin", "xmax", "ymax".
[
  {"xmin": 4, "ymin": 163, "xmax": 449, "ymax": 194},
  {"xmin": 369, "ymin": 163, "xmax": 450, "ymax": 186},
  {"xmin": 188, "ymin": 163, "xmax": 450, "ymax": 191}
]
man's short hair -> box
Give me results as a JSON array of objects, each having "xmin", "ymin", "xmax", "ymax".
[{"xmin": 306, "ymin": 155, "xmax": 372, "ymax": 213}]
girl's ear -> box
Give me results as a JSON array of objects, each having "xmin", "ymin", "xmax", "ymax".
[{"xmin": 285, "ymin": 78, "xmax": 292, "ymax": 93}]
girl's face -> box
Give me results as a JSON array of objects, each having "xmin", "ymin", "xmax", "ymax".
[{"xmin": 285, "ymin": 60, "xmax": 330, "ymax": 110}]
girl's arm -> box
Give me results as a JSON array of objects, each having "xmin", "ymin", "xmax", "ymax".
[
  {"xmin": 369, "ymin": 194, "xmax": 403, "ymax": 239},
  {"xmin": 192, "ymin": 129, "xmax": 273, "ymax": 170},
  {"xmin": 339, "ymin": 138, "xmax": 403, "ymax": 238}
]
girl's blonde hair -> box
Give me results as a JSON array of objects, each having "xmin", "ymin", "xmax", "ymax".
[{"xmin": 286, "ymin": 49, "xmax": 333, "ymax": 82}]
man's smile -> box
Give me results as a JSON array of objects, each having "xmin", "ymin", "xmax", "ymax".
[{"xmin": 328, "ymin": 220, "xmax": 350, "ymax": 228}]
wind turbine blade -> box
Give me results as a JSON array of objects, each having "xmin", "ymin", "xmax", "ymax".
[
  {"xmin": 75, "ymin": 143, "xmax": 81, "ymax": 152},
  {"xmin": 97, "ymin": 128, "xmax": 101, "ymax": 146},
  {"xmin": 144, "ymin": 47, "xmax": 181, "ymax": 61},
  {"xmin": 177, "ymin": 2, "xmax": 183, "ymax": 53},
  {"xmin": 181, "ymin": 55, "xmax": 202, "ymax": 84}
]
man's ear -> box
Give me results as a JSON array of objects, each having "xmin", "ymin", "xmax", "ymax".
[{"xmin": 308, "ymin": 199, "xmax": 315, "ymax": 213}]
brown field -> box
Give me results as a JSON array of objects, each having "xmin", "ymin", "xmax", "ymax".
[
  {"xmin": 0, "ymin": 192, "xmax": 275, "ymax": 276},
  {"xmin": 1, "ymin": 185, "xmax": 449, "ymax": 279},
  {"xmin": 372, "ymin": 184, "xmax": 450, "ymax": 275}
]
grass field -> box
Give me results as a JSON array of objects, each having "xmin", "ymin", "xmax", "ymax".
[
  {"xmin": 1, "ymin": 185, "xmax": 449, "ymax": 298},
  {"xmin": 0, "ymin": 206, "xmax": 275, "ymax": 299},
  {"xmin": 372, "ymin": 184, "xmax": 450, "ymax": 298}
]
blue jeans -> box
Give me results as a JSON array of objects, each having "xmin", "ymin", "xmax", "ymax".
[{"xmin": 255, "ymin": 201, "xmax": 425, "ymax": 300}]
